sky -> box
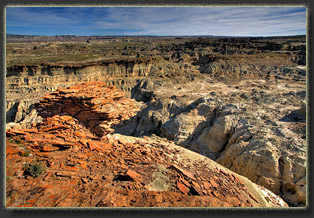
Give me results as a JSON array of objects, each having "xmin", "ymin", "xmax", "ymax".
[{"xmin": 6, "ymin": 6, "xmax": 306, "ymax": 37}]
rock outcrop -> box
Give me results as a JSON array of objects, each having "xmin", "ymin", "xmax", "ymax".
[
  {"xmin": 5, "ymin": 57, "xmax": 155, "ymax": 123},
  {"xmin": 114, "ymin": 71, "xmax": 306, "ymax": 206},
  {"xmin": 6, "ymin": 56, "xmax": 198, "ymax": 123},
  {"xmin": 33, "ymin": 81, "xmax": 140, "ymax": 137},
  {"xmin": 6, "ymin": 82, "xmax": 287, "ymax": 207}
]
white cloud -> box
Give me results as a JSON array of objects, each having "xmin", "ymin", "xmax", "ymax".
[
  {"xmin": 6, "ymin": 7, "xmax": 80, "ymax": 27},
  {"xmin": 6, "ymin": 6, "xmax": 306, "ymax": 36},
  {"xmin": 93, "ymin": 7, "xmax": 306, "ymax": 36}
]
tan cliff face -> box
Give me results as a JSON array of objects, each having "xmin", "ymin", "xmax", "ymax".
[{"xmin": 6, "ymin": 57, "xmax": 171, "ymax": 123}]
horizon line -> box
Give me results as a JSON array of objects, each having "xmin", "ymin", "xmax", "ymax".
[{"xmin": 6, "ymin": 33, "xmax": 306, "ymax": 38}]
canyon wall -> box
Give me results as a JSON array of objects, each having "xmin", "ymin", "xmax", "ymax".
[
  {"xmin": 6, "ymin": 57, "xmax": 192, "ymax": 123},
  {"xmin": 6, "ymin": 35, "xmax": 306, "ymax": 207}
]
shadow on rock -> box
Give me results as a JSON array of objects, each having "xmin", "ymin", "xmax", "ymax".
[
  {"xmin": 280, "ymin": 107, "xmax": 306, "ymax": 123},
  {"xmin": 33, "ymin": 81, "xmax": 140, "ymax": 137}
]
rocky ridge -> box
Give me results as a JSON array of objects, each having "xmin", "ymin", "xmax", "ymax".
[
  {"xmin": 6, "ymin": 36, "xmax": 305, "ymax": 124},
  {"xmin": 5, "ymin": 82, "xmax": 288, "ymax": 208},
  {"xmin": 114, "ymin": 68, "xmax": 306, "ymax": 206},
  {"xmin": 6, "ymin": 35, "xmax": 306, "ymax": 207}
]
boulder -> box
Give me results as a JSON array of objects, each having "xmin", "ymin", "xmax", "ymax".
[{"xmin": 196, "ymin": 116, "xmax": 236, "ymax": 157}]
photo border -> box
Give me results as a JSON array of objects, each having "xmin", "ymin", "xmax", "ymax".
[{"xmin": 0, "ymin": 0, "xmax": 312, "ymax": 217}]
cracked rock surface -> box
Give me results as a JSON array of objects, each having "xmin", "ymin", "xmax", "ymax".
[{"xmin": 6, "ymin": 82, "xmax": 288, "ymax": 208}]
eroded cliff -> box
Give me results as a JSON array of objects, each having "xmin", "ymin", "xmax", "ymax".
[
  {"xmin": 6, "ymin": 35, "xmax": 306, "ymax": 207},
  {"xmin": 116, "ymin": 71, "xmax": 306, "ymax": 206},
  {"xmin": 6, "ymin": 56, "xmax": 199, "ymax": 123}
]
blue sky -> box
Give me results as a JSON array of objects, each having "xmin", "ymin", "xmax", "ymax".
[{"xmin": 6, "ymin": 7, "xmax": 306, "ymax": 36}]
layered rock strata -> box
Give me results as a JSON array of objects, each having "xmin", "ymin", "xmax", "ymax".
[
  {"xmin": 6, "ymin": 57, "xmax": 156, "ymax": 123},
  {"xmin": 6, "ymin": 36, "xmax": 305, "ymax": 124},
  {"xmin": 6, "ymin": 57, "xmax": 198, "ymax": 123}
]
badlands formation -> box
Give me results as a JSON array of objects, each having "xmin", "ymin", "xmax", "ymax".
[{"xmin": 5, "ymin": 35, "xmax": 306, "ymax": 207}]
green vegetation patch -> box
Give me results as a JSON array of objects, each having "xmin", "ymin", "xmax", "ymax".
[
  {"xmin": 23, "ymin": 163, "xmax": 46, "ymax": 178},
  {"xmin": 8, "ymin": 138, "xmax": 23, "ymax": 146},
  {"xmin": 21, "ymin": 149, "xmax": 31, "ymax": 157}
]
